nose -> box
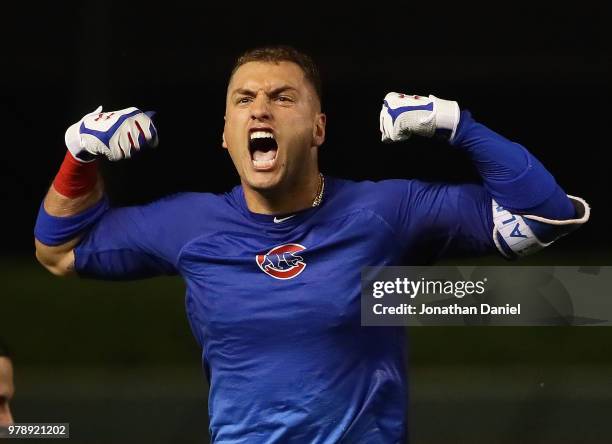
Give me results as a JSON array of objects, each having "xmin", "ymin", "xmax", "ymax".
[{"xmin": 250, "ymin": 93, "xmax": 271, "ymax": 121}]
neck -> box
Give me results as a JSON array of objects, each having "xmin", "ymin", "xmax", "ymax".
[{"xmin": 243, "ymin": 171, "xmax": 322, "ymax": 215}]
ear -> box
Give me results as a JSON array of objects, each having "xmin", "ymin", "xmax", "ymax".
[
  {"xmin": 313, "ymin": 113, "xmax": 326, "ymax": 147},
  {"xmin": 222, "ymin": 115, "xmax": 228, "ymax": 149}
]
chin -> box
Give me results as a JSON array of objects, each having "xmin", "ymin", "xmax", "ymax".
[{"xmin": 244, "ymin": 170, "xmax": 284, "ymax": 191}]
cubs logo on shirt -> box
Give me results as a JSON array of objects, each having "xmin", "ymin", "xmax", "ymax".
[{"xmin": 256, "ymin": 243, "xmax": 307, "ymax": 280}]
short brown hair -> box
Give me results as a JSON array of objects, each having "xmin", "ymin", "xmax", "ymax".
[{"xmin": 230, "ymin": 45, "xmax": 322, "ymax": 104}]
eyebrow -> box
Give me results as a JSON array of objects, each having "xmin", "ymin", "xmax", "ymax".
[{"xmin": 231, "ymin": 86, "xmax": 298, "ymax": 97}]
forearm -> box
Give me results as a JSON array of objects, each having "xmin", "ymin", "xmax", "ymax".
[
  {"xmin": 34, "ymin": 201, "xmax": 100, "ymax": 276},
  {"xmin": 35, "ymin": 155, "xmax": 107, "ymax": 276},
  {"xmin": 451, "ymin": 110, "xmax": 575, "ymax": 219},
  {"xmin": 44, "ymin": 174, "xmax": 104, "ymax": 217}
]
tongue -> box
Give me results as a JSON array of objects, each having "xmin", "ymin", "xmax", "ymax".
[{"xmin": 253, "ymin": 149, "xmax": 276, "ymax": 161}]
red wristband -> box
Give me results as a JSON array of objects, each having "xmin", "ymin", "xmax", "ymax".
[{"xmin": 52, "ymin": 151, "xmax": 99, "ymax": 198}]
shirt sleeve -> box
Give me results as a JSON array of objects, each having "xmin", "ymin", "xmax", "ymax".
[
  {"xmin": 374, "ymin": 179, "xmax": 496, "ymax": 262},
  {"xmin": 74, "ymin": 193, "xmax": 202, "ymax": 280},
  {"xmin": 452, "ymin": 110, "xmax": 575, "ymax": 220}
]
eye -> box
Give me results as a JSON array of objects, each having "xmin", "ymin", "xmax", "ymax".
[
  {"xmin": 275, "ymin": 96, "xmax": 293, "ymax": 103},
  {"xmin": 236, "ymin": 97, "xmax": 252, "ymax": 104}
]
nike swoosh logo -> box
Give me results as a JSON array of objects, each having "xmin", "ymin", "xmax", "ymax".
[{"xmin": 273, "ymin": 215, "xmax": 296, "ymax": 223}]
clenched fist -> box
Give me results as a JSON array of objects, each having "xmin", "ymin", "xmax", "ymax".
[
  {"xmin": 380, "ymin": 93, "xmax": 460, "ymax": 143},
  {"xmin": 65, "ymin": 106, "xmax": 158, "ymax": 162}
]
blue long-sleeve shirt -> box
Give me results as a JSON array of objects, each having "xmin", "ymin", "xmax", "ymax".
[{"xmin": 68, "ymin": 112, "xmax": 580, "ymax": 443}]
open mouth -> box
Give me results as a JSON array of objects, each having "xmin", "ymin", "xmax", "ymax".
[{"xmin": 249, "ymin": 130, "xmax": 278, "ymax": 169}]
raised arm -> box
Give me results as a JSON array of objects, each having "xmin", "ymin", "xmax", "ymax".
[
  {"xmin": 34, "ymin": 107, "xmax": 158, "ymax": 276},
  {"xmin": 379, "ymin": 92, "xmax": 589, "ymax": 259}
]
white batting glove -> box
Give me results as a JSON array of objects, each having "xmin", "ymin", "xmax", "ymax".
[
  {"xmin": 65, "ymin": 106, "xmax": 158, "ymax": 162},
  {"xmin": 380, "ymin": 93, "xmax": 460, "ymax": 143}
]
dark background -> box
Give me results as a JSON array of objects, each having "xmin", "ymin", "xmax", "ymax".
[{"xmin": 1, "ymin": 3, "xmax": 611, "ymax": 443}]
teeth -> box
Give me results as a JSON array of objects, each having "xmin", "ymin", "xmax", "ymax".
[
  {"xmin": 250, "ymin": 131, "xmax": 275, "ymax": 140},
  {"xmin": 253, "ymin": 159, "xmax": 276, "ymax": 168}
]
